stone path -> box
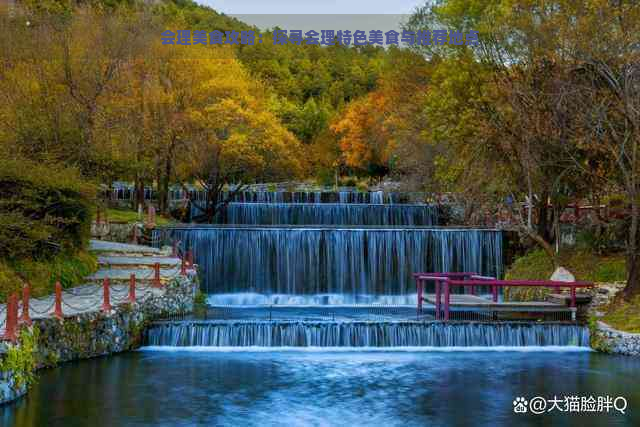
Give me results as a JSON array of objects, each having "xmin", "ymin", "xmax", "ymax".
[{"xmin": 1, "ymin": 240, "xmax": 189, "ymax": 336}]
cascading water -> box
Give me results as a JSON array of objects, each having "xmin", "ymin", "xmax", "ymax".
[
  {"xmin": 151, "ymin": 190, "xmax": 592, "ymax": 349},
  {"xmin": 220, "ymin": 190, "xmax": 400, "ymax": 204},
  {"xmin": 145, "ymin": 321, "xmax": 590, "ymax": 348},
  {"xmin": 156, "ymin": 226, "xmax": 502, "ymax": 304},
  {"xmin": 211, "ymin": 203, "xmax": 439, "ymax": 226}
]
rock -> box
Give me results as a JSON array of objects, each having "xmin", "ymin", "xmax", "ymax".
[{"xmin": 550, "ymin": 266, "xmax": 575, "ymax": 282}]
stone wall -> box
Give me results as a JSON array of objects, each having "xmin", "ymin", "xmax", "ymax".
[
  {"xmin": 0, "ymin": 273, "xmax": 197, "ymax": 405},
  {"xmin": 91, "ymin": 221, "xmax": 141, "ymax": 243},
  {"xmin": 592, "ymin": 321, "xmax": 640, "ymax": 356}
]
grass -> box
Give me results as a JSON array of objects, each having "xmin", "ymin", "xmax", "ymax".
[
  {"xmin": 506, "ymin": 248, "xmax": 627, "ymax": 282},
  {"xmin": 601, "ymin": 296, "xmax": 640, "ymax": 333},
  {"xmin": 0, "ymin": 251, "xmax": 98, "ymax": 302},
  {"xmin": 505, "ymin": 248, "xmax": 627, "ymax": 301},
  {"xmin": 98, "ymin": 207, "xmax": 174, "ymax": 226}
]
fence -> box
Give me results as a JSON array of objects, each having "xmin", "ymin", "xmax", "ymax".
[{"xmin": 1, "ymin": 257, "xmax": 194, "ymax": 343}]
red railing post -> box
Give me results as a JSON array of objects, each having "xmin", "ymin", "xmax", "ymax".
[
  {"xmin": 443, "ymin": 281, "xmax": 450, "ymax": 321},
  {"xmin": 180, "ymin": 257, "xmax": 187, "ymax": 276},
  {"xmin": 128, "ymin": 274, "xmax": 136, "ymax": 304},
  {"xmin": 187, "ymin": 250, "xmax": 194, "ymax": 267},
  {"xmin": 570, "ymin": 285, "xmax": 577, "ymax": 308},
  {"xmin": 492, "ymin": 285, "xmax": 498, "ymax": 302},
  {"xmin": 2, "ymin": 293, "xmax": 18, "ymax": 342},
  {"xmin": 54, "ymin": 281, "xmax": 64, "ymax": 320},
  {"xmin": 416, "ymin": 278, "xmax": 423, "ymax": 316},
  {"xmin": 435, "ymin": 280, "xmax": 441, "ymax": 320},
  {"xmin": 19, "ymin": 284, "xmax": 32, "ymax": 326},
  {"xmin": 101, "ymin": 277, "xmax": 112, "ymax": 312},
  {"xmin": 152, "ymin": 262, "xmax": 162, "ymax": 288}
]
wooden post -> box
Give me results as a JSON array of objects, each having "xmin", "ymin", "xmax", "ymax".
[
  {"xmin": 443, "ymin": 282, "xmax": 450, "ymax": 321},
  {"xmin": 101, "ymin": 277, "xmax": 112, "ymax": 312},
  {"xmin": 153, "ymin": 262, "xmax": 162, "ymax": 288},
  {"xmin": 180, "ymin": 256, "xmax": 187, "ymax": 276},
  {"xmin": 416, "ymin": 278, "xmax": 423, "ymax": 316},
  {"xmin": 435, "ymin": 280, "xmax": 441, "ymax": 320},
  {"xmin": 2, "ymin": 293, "xmax": 18, "ymax": 342},
  {"xmin": 19, "ymin": 284, "xmax": 32, "ymax": 326},
  {"xmin": 128, "ymin": 274, "xmax": 136, "ymax": 304},
  {"xmin": 54, "ymin": 281, "xmax": 64, "ymax": 320}
]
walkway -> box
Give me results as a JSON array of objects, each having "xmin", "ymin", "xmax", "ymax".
[{"xmin": 1, "ymin": 240, "xmax": 190, "ymax": 341}]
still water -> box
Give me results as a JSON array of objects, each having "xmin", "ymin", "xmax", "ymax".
[{"xmin": 3, "ymin": 349, "xmax": 639, "ymax": 427}]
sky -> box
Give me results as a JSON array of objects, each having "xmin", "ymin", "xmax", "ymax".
[
  {"xmin": 196, "ymin": 1, "xmax": 426, "ymax": 33},
  {"xmin": 197, "ymin": 1, "xmax": 424, "ymax": 15}
]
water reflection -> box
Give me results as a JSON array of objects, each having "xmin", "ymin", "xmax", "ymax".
[{"xmin": 3, "ymin": 351, "xmax": 639, "ymax": 427}]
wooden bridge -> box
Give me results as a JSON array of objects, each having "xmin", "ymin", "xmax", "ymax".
[{"xmin": 414, "ymin": 272, "xmax": 595, "ymax": 322}]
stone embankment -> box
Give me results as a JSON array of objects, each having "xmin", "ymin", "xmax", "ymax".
[
  {"xmin": 585, "ymin": 282, "xmax": 640, "ymax": 357},
  {"xmin": 0, "ymin": 240, "xmax": 197, "ymax": 405},
  {"xmin": 592, "ymin": 321, "xmax": 640, "ymax": 356}
]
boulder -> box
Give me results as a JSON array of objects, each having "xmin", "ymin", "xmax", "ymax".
[{"xmin": 550, "ymin": 266, "xmax": 575, "ymax": 282}]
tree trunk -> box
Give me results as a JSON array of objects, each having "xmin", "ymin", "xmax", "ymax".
[
  {"xmin": 135, "ymin": 177, "xmax": 145, "ymax": 213},
  {"xmin": 528, "ymin": 229, "xmax": 558, "ymax": 268},
  {"xmin": 623, "ymin": 200, "xmax": 640, "ymax": 298}
]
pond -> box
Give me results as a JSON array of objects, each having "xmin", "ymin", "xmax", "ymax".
[{"xmin": 3, "ymin": 349, "xmax": 639, "ymax": 426}]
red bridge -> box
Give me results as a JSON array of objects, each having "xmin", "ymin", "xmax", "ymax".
[{"xmin": 413, "ymin": 272, "xmax": 595, "ymax": 321}]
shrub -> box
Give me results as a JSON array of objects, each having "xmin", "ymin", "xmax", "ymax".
[
  {"xmin": 0, "ymin": 157, "xmax": 95, "ymax": 261},
  {"xmin": 0, "ymin": 261, "xmax": 23, "ymax": 302},
  {"xmin": 12, "ymin": 251, "xmax": 98, "ymax": 297}
]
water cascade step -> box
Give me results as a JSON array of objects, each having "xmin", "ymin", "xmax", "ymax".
[
  {"xmin": 145, "ymin": 321, "xmax": 589, "ymax": 347},
  {"xmin": 155, "ymin": 226, "xmax": 503, "ymax": 300},
  {"xmin": 218, "ymin": 190, "xmax": 402, "ymax": 204},
  {"xmin": 208, "ymin": 203, "xmax": 439, "ymax": 226}
]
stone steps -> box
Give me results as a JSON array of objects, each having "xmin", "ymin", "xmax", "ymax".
[
  {"xmin": 87, "ymin": 268, "xmax": 182, "ymax": 284},
  {"xmin": 97, "ymin": 256, "xmax": 181, "ymax": 270},
  {"xmin": 89, "ymin": 240, "xmax": 187, "ymax": 283},
  {"xmin": 89, "ymin": 240, "xmax": 161, "ymax": 256}
]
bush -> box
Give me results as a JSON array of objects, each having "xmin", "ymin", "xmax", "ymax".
[
  {"xmin": 0, "ymin": 157, "xmax": 95, "ymax": 261},
  {"xmin": 0, "ymin": 157, "xmax": 97, "ymax": 302},
  {"xmin": 12, "ymin": 251, "xmax": 98, "ymax": 296},
  {"xmin": 0, "ymin": 261, "xmax": 23, "ymax": 302}
]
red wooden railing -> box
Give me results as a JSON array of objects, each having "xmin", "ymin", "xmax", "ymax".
[
  {"xmin": 1, "ymin": 246, "xmax": 194, "ymax": 342},
  {"xmin": 414, "ymin": 273, "xmax": 594, "ymax": 321}
]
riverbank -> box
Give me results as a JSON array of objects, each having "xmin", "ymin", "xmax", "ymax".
[{"xmin": 0, "ymin": 241, "xmax": 198, "ymax": 406}]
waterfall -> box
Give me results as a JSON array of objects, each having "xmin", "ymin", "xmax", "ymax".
[
  {"xmin": 156, "ymin": 226, "xmax": 502, "ymax": 299},
  {"xmin": 145, "ymin": 321, "xmax": 590, "ymax": 347},
  {"xmin": 218, "ymin": 191, "xmax": 406, "ymax": 204},
  {"xmin": 212, "ymin": 203, "xmax": 439, "ymax": 226}
]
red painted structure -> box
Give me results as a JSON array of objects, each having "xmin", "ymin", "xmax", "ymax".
[
  {"xmin": 129, "ymin": 274, "xmax": 137, "ymax": 304},
  {"xmin": 2, "ymin": 293, "xmax": 18, "ymax": 342},
  {"xmin": 102, "ymin": 277, "xmax": 112, "ymax": 312},
  {"xmin": 54, "ymin": 281, "xmax": 64, "ymax": 319},
  {"xmin": 152, "ymin": 262, "xmax": 162, "ymax": 288},
  {"xmin": 180, "ymin": 256, "xmax": 187, "ymax": 275},
  {"xmin": 20, "ymin": 284, "xmax": 32, "ymax": 326},
  {"xmin": 414, "ymin": 272, "xmax": 595, "ymax": 321}
]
